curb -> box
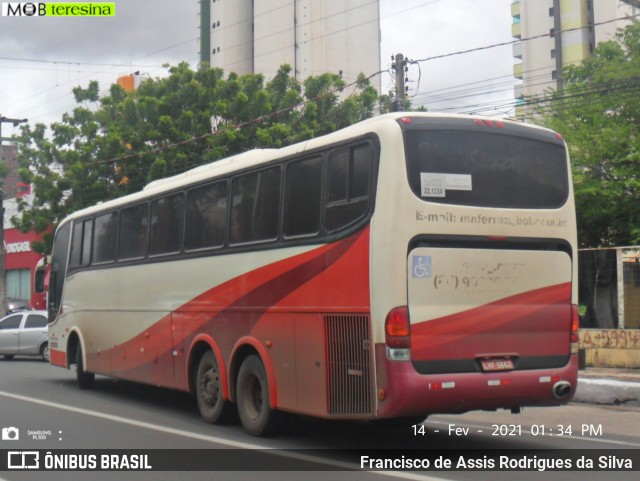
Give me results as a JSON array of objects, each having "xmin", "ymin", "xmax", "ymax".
[{"xmin": 574, "ymin": 377, "xmax": 640, "ymax": 406}]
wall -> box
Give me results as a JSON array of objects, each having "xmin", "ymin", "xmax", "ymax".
[{"xmin": 580, "ymin": 329, "xmax": 640, "ymax": 368}]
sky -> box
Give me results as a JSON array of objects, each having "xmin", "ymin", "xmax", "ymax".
[{"xmin": 0, "ymin": 0, "xmax": 516, "ymax": 139}]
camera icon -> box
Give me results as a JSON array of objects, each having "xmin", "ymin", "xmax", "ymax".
[{"xmin": 2, "ymin": 427, "xmax": 20, "ymax": 441}]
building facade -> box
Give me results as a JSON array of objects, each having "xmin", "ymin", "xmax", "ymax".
[
  {"xmin": 511, "ymin": 0, "xmax": 639, "ymax": 119},
  {"xmin": 2, "ymin": 198, "xmax": 47, "ymax": 310},
  {"xmin": 1, "ymin": 144, "xmax": 46, "ymax": 309},
  {"xmin": 202, "ymin": 0, "xmax": 381, "ymax": 90}
]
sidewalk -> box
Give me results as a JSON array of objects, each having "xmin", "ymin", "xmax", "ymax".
[{"xmin": 574, "ymin": 368, "xmax": 640, "ymax": 406}]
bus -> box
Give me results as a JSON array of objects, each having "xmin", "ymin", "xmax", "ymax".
[
  {"xmin": 47, "ymin": 113, "xmax": 579, "ymax": 436},
  {"xmin": 33, "ymin": 256, "xmax": 49, "ymax": 310}
]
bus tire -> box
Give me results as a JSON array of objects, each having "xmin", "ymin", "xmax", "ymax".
[
  {"xmin": 196, "ymin": 350, "xmax": 236, "ymax": 424},
  {"xmin": 236, "ymin": 355, "xmax": 281, "ymax": 437},
  {"xmin": 76, "ymin": 344, "xmax": 95, "ymax": 389}
]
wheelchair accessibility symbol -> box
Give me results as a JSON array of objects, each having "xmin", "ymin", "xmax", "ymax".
[{"xmin": 412, "ymin": 256, "xmax": 432, "ymax": 279}]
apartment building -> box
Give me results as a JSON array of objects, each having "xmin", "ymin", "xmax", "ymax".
[
  {"xmin": 200, "ymin": 0, "xmax": 381, "ymax": 90},
  {"xmin": 512, "ymin": 0, "xmax": 639, "ymax": 119}
]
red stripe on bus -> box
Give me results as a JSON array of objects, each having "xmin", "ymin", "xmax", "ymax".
[
  {"xmin": 410, "ymin": 283, "xmax": 572, "ymax": 360},
  {"xmin": 98, "ymin": 228, "xmax": 370, "ymax": 382}
]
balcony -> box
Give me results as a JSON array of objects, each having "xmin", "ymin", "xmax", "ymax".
[
  {"xmin": 511, "ymin": 1, "xmax": 520, "ymax": 17},
  {"xmin": 513, "ymin": 63, "xmax": 523, "ymax": 79},
  {"xmin": 512, "ymin": 42, "xmax": 522, "ymax": 59},
  {"xmin": 512, "ymin": 22, "xmax": 521, "ymax": 39}
]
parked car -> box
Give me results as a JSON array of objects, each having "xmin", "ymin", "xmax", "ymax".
[
  {"xmin": 5, "ymin": 298, "xmax": 32, "ymax": 314},
  {"xmin": 0, "ymin": 310, "xmax": 49, "ymax": 361}
]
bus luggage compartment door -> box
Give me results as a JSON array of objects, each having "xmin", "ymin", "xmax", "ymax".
[{"xmin": 407, "ymin": 247, "xmax": 572, "ymax": 375}]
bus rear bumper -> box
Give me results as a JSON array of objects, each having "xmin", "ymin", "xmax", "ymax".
[{"xmin": 374, "ymin": 344, "xmax": 579, "ymax": 419}]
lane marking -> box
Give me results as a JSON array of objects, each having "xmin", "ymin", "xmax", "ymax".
[{"xmin": 0, "ymin": 390, "xmax": 447, "ymax": 481}]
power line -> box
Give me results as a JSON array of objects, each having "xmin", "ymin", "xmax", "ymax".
[
  {"xmin": 411, "ymin": 12, "xmax": 640, "ymax": 65},
  {"xmin": 406, "ymin": 13, "xmax": 640, "ymax": 113}
]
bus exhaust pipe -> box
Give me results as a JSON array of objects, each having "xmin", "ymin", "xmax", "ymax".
[{"xmin": 552, "ymin": 381, "xmax": 572, "ymax": 399}]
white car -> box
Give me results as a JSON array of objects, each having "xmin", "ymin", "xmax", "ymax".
[{"xmin": 0, "ymin": 310, "xmax": 49, "ymax": 361}]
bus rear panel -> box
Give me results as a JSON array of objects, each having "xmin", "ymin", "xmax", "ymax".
[{"xmin": 371, "ymin": 115, "xmax": 578, "ymax": 419}]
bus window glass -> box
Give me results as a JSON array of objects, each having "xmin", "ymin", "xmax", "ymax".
[
  {"xmin": 351, "ymin": 145, "xmax": 371, "ymax": 198},
  {"xmin": 325, "ymin": 144, "xmax": 372, "ymax": 233},
  {"xmin": 119, "ymin": 203, "xmax": 149, "ymax": 259},
  {"xmin": 49, "ymin": 222, "xmax": 71, "ymax": 321},
  {"xmin": 186, "ymin": 181, "xmax": 228, "ymax": 250},
  {"xmin": 81, "ymin": 219, "xmax": 93, "ymax": 265},
  {"xmin": 70, "ymin": 221, "xmax": 83, "ymax": 267},
  {"xmin": 93, "ymin": 212, "xmax": 118, "ymax": 263},
  {"xmin": 70, "ymin": 219, "xmax": 93, "ymax": 268},
  {"xmin": 150, "ymin": 194, "xmax": 185, "ymax": 256},
  {"xmin": 327, "ymin": 150, "xmax": 348, "ymax": 203},
  {"xmin": 405, "ymin": 131, "xmax": 569, "ymax": 208},
  {"xmin": 230, "ymin": 167, "xmax": 280, "ymax": 244},
  {"xmin": 283, "ymin": 156, "xmax": 321, "ymax": 238}
]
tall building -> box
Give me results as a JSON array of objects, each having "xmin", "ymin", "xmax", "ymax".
[
  {"xmin": 200, "ymin": 0, "xmax": 381, "ymax": 90},
  {"xmin": 511, "ymin": 0, "xmax": 639, "ymax": 119}
]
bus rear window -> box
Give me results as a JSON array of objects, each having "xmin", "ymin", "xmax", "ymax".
[{"xmin": 405, "ymin": 131, "xmax": 569, "ymax": 209}]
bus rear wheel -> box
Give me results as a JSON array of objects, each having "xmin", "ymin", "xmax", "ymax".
[
  {"xmin": 75, "ymin": 343, "xmax": 95, "ymax": 389},
  {"xmin": 236, "ymin": 355, "xmax": 281, "ymax": 436},
  {"xmin": 195, "ymin": 350, "xmax": 235, "ymax": 424}
]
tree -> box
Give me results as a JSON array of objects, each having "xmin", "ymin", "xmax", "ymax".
[
  {"xmin": 538, "ymin": 21, "xmax": 640, "ymax": 247},
  {"xmin": 14, "ymin": 63, "xmax": 388, "ymax": 253}
]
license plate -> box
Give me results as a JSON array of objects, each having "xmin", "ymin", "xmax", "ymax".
[{"xmin": 480, "ymin": 358, "xmax": 514, "ymax": 371}]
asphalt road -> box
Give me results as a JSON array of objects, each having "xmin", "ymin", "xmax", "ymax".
[{"xmin": 1, "ymin": 358, "xmax": 639, "ymax": 481}]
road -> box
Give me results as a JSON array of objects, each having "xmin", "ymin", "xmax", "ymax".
[{"xmin": 1, "ymin": 358, "xmax": 639, "ymax": 481}]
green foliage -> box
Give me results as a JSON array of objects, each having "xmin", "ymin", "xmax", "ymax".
[
  {"xmin": 538, "ymin": 21, "xmax": 640, "ymax": 247},
  {"xmin": 14, "ymin": 63, "xmax": 391, "ymax": 253}
]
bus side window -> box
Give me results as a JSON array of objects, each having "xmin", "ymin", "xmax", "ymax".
[
  {"xmin": 283, "ymin": 156, "xmax": 322, "ymax": 238},
  {"xmin": 149, "ymin": 193, "xmax": 185, "ymax": 256},
  {"xmin": 253, "ymin": 167, "xmax": 281, "ymax": 241},
  {"xmin": 49, "ymin": 221, "xmax": 71, "ymax": 321},
  {"xmin": 186, "ymin": 181, "xmax": 228, "ymax": 250},
  {"xmin": 230, "ymin": 167, "xmax": 280, "ymax": 244},
  {"xmin": 119, "ymin": 203, "xmax": 149, "ymax": 259},
  {"xmin": 93, "ymin": 212, "xmax": 118, "ymax": 264},
  {"xmin": 325, "ymin": 143, "xmax": 372, "ymax": 232},
  {"xmin": 69, "ymin": 218, "xmax": 93, "ymax": 268}
]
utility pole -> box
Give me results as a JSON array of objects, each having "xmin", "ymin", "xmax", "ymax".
[
  {"xmin": 0, "ymin": 115, "xmax": 28, "ymax": 317},
  {"xmin": 392, "ymin": 53, "xmax": 408, "ymax": 112}
]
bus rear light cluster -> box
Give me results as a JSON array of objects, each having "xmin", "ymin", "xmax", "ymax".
[
  {"xmin": 570, "ymin": 304, "xmax": 579, "ymax": 354},
  {"xmin": 385, "ymin": 306, "xmax": 411, "ymax": 361}
]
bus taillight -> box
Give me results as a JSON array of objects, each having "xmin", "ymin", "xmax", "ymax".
[
  {"xmin": 385, "ymin": 306, "xmax": 411, "ymax": 361},
  {"xmin": 570, "ymin": 304, "xmax": 579, "ymax": 354}
]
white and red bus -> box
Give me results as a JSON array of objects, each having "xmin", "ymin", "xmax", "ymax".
[{"xmin": 48, "ymin": 113, "xmax": 579, "ymax": 436}]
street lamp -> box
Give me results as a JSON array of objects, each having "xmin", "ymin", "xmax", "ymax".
[{"xmin": 0, "ymin": 115, "xmax": 29, "ymax": 317}]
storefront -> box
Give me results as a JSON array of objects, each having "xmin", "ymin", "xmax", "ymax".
[{"xmin": 4, "ymin": 227, "xmax": 46, "ymax": 310}]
